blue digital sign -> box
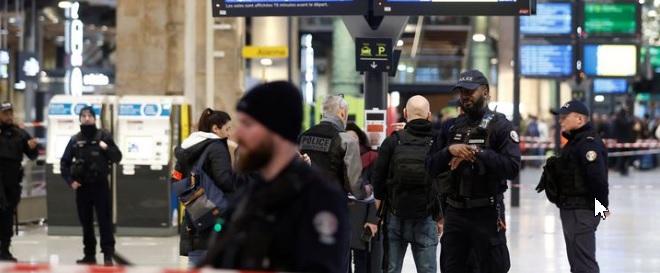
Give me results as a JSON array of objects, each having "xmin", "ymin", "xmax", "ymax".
[
  {"xmin": 520, "ymin": 3, "xmax": 572, "ymax": 35},
  {"xmin": 374, "ymin": 0, "xmax": 532, "ymax": 16},
  {"xmin": 520, "ymin": 44, "xmax": 574, "ymax": 77},
  {"xmin": 593, "ymin": 78, "xmax": 628, "ymax": 94},
  {"xmin": 583, "ymin": 44, "xmax": 637, "ymax": 77},
  {"xmin": 213, "ymin": 0, "xmax": 367, "ymax": 16}
]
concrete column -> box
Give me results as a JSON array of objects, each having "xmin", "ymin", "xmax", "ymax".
[
  {"xmin": 331, "ymin": 18, "xmax": 360, "ymax": 96},
  {"xmin": 250, "ymin": 17, "xmax": 289, "ymax": 82}
]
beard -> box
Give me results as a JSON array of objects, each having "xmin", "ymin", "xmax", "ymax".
[
  {"xmin": 237, "ymin": 137, "xmax": 275, "ymax": 173},
  {"xmin": 461, "ymin": 95, "xmax": 487, "ymax": 118}
]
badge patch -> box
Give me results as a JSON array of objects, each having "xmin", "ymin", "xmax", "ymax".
[
  {"xmin": 586, "ymin": 151, "xmax": 597, "ymax": 162},
  {"xmin": 510, "ymin": 130, "xmax": 520, "ymax": 143},
  {"xmin": 313, "ymin": 211, "xmax": 338, "ymax": 245}
]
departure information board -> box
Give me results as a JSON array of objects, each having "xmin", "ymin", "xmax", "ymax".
[
  {"xmin": 583, "ymin": 44, "xmax": 637, "ymax": 77},
  {"xmin": 520, "ymin": 44, "xmax": 574, "ymax": 77},
  {"xmin": 212, "ymin": 0, "xmax": 368, "ymax": 17},
  {"xmin": 374, "ymin": 0, "xmax": 534, "ymax": 16},
  {"xmin": 520, "ymin": 2, "xmax": 572, "ymax": 35},
  {"xmin": 593, "ymin": 78, "xmax": 628, "ymax": 94},
  {"xmin": 583, "ymin": 2, "xmax": 638, "ymax": 36}
]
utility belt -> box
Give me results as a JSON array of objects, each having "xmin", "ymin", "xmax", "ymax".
[{"xmin": 447, "ymin": 194, "xmax": 503, "ymax": 209}]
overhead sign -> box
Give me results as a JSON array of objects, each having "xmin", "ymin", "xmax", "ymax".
[
  {"xmin": 356, "ymin": 38, "xmax": 392, "ymax": 73},
  {"xmin": 520, "ymin": 2, "xmax": 573, "ymax": 36},
  {"xmin": 17, "ymin": 52, "xmax": 40, "ymax": 83},
  {"xmin": 520, "ymin": 44, "xmax": 574, "ymax": 78},
  {"xmin": 212, "ymin": 0, "xmax": 368, "ymax": 17},
  {"xmin": 593, "ymin": 78, "xmax": 628, "ymax": 94},
  {"xmin": 583, "ymin": 2, "xmax": 638, "ymax": 36},
  {"xmin": 242, "ymin": 46, "xmax": 289, "ymax": 59},
  {"xmin": 583, "ymin": 44, "xmax": 637, "ymax": 77},
  {"xmin": 365, "ymin": 109, "xmax": 387, "ymax": 149},
  {"xmin": 374, "ymin": 0, "xmax": 534, "ymax": 16}
]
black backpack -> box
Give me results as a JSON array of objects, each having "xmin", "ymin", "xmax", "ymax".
[{"xmin": 386, "ymin": 131, "xmax": 439, "ymax": 219}]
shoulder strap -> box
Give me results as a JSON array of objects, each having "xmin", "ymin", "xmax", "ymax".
[{"xmin": 192, "ymin": 140, "xmax": 218, "ymax": 171}]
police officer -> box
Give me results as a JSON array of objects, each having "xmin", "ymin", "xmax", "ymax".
[
  {"xmin": 0, "ymin": 102, "xmax": 39, "ymax": 261},
  {"xmin": 537, "ymin": 100, "xmax": 609, "ymax": 273},
  {"xmin": 299, "ymin": 95, "xmax": 366, "ymax": 199},
  {"xmin": 60, "ymin": 106, "xmax": 122, "ymax": 266},
  {"xmin": 426, "ymin": 70, "xmax": 521, "ymax": 273},
  {"xmin": 202, "ymin": 81, "xmax": 350, "ymax": 273}
]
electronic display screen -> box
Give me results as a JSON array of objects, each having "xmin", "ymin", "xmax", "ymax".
[
  {"xmin": 520, "ymin": 44, "xmax": 574, "ymax": 77},
  {"xmin": 584, "ymin": 2, "xmax": 638, "ymax": 36},
  {"xmin": 641, "ymin": 46, "xmax": 660, "ymax": 73},
  {"xmin": 374, "ymin": 0, "xmax": 533, "ymax": 16},
  {"xmin": 583, "ymin": 44, "xmax": 637, "ymax": 77},
  {"xmin": 520, "ymin": 2, "xmax": 572, "ymax": 35},
  {"xmin": 212, "ymin": 0, "xmax": 368, "ymax": 16},
  {"xmin": 593, "ymin": 78, "xmax": 628, "ymax": 94}
]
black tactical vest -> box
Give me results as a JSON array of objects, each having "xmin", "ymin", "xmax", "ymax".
[
  {"xmin": 299, "ymin": 122, "xmax": 347, "ymax": 192},
  {"xmin": 441, "ymin": 112, "xmax": 497, "ymax": 199},
  {"xmin": 0, "ymin": 125, "xmax": 27, "ymax": 162},
  {"xmin": 71, "ymin": 130, "xmax": 107, "ymax": 181}
]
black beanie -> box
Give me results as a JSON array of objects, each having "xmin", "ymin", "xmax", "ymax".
[
  {"xmin": 237, "ymin": 81, "xmax": 303, "ymax": 144},
  {"xmin": 79, "ymin": 106, "xmax": 96, "ymax": 119}
]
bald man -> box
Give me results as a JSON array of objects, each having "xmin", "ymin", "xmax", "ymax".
[{"xmin": 372, "ymin": 95, "xmax": 442, "ymax": 273}]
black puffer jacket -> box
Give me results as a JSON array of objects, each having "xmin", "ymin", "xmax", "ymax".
[{"xmin": 173, "ymin": 132, "xmax": 243, "ymax": 255}]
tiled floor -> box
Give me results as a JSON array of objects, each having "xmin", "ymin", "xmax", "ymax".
[{"xmin": 11, "ymin": 168, "xmax": 660, "ymax": 272}]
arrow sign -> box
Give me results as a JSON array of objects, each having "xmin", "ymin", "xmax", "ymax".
[
  {"xmin": 371, "ymin": 62, "xmax": 378, "ymax": 69},
  {"xmin": 594, "ymin": 198, "xmax": 608, "ymax": 219}
]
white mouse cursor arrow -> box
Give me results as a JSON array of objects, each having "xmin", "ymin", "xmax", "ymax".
[{"xmin": 594, "ymin": 198, "xmax": 608, "ymax": 219}]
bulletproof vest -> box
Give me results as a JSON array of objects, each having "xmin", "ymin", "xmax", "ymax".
[
  {"xmin": 0, "ymin": 125, "xmax": 25, "ymax": 162},
  {"xmin": 555, "ymin": 145, "xmax": 591, "ymax": 208},
  {"xmin": 299, "ymin": 122, "xmax": 347, "ymax": 192},
  {"xmin": 71, "ymin": 130, "xmax": 107, "ymax": 181},
  {"xmin": 386, "ymin": 130, "xmax": 436, "ymax": 218},
  {"xmin": 441, "ymin": 112, "xmax": 497, "ymax": 199}
]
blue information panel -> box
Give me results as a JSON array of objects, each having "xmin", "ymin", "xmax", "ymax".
[
  {"xmin": 374, "ymin": 0, "xmax": 533, "ymax": 16},
  {"xmin": 593, "ymin": 78, "xmax": 628, "ymax": 94},
  {"xmin": 520, "ymin": 44, "xmax": 574, "ymax": 77},
  {"xmin": 583, "ymin": 44, "xmax": 637, "ymax": 77},
  {"xmin": 213, "ymin": 0, "xmax": 367, "ymax": 16},
  {"xmin": 520, "ymin": 2, "xmax": 572, "ymax": 35}
]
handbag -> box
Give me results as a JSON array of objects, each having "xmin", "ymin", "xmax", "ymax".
[{"xmin": 173, "ymin": 143, "xmax": 229, "ymax": 231}]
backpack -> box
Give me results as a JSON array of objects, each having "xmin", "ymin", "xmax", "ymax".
[
  {"xmin": 172, "ymin": 143, "xmax": 229, "ymax": 231},
  {"xmin": 387, "ymin": 131, "xmax": 439, "ymax": 218}
]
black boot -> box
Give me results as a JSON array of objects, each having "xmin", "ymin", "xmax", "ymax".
[
  {"xmin": 0, "ymin": 251, "xmax": 17, "ymax": 262},
  {"xmin": 76, "ymin": 256, "xmax": 97, "ymax": 265},
  {"xmin": 103, "ymin": 254, "xmax": 113, "ymax": 267}
]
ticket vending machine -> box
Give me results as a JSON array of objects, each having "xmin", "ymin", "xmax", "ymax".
[
  {"xmin": 45, "ymin": 95, "xmax": 117, "ymax": 235},
  {"xmin": 115, "ymin": 96, "xmax": 186, "ymax": 236}
]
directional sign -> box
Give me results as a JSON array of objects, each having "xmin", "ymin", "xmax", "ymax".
[
  {"xmin": 242, "ymin": 46, "xmax": 289, "ymax": 59},
  {"xmin": 356, "ymin": 38, "xmax": 392, "ymax": 73}
]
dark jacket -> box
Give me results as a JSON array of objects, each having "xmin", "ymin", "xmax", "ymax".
[
  {"xmin": 613, "ymin": 110, "xmax": 636, "ymax": 143},
  {"xmin": 349, "ymin": 148, "xmax": 379, "ymax": 250},
  {"xmin": 203, "ymin": 159, "xmax": 350, "ymax": 273},
  {"xmin": 60, "ymin": 128, "xmax": 122, "ymax": 185},
  {"xmin": 561, "ymin": 122, "xmax": 609, "ymax": 208},
  {"xmin": 0, "ymin": 124, "xmax": 39, "ymax": 163},
  {"xmin": 173, "ymin": 132, "xmax": 244, "ymax": 254},
  {"xmin": 372, "ymin": 119, "xmax": 435, "ymax": 218}
]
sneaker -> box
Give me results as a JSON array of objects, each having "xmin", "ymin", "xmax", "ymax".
[{"xmin": 76, "ymin": 256, "xmax": 97, "ymax": 265}]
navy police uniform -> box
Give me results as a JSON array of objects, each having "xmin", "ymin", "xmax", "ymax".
[
  {"xmin": 538, "ymin": 100, "xmax": 608, "ymax": 273},
  {"xmin": 0, "ymin": 102, "xmax": 39, "ymax": 260},
  {"xmin": 60, "ymin": 113, "xmax": 122, "ymax": 263},
  {"xmin": 426, "ymin": 70, "xmax": 520, "ymax": 273}
]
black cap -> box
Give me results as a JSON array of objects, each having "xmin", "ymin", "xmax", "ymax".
[
  {"xmin": 452, "ymin": 70, "xmax": 490, "ymax": 91},
  {"xmin": 552, "ymin": 100, "xmax": 589, "ymax": 116},
  {"xmin": 237, "ymin": 81, "xmax": 303, "ymax": 144},
  {"xmin": 0, "ymin": 101, "xmax": 12, "ymax": 112},
  {"xmin": 79, "ymin": 106, "xmax": 96, "ymax": 119}
]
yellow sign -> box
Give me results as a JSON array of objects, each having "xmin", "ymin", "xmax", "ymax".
[{"xmin": 242, "ymin": 46, "xmax": 289, "ymax": 59}]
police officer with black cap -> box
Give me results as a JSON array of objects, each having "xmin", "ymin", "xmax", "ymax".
[
  {"xmin": 202, "ymin": 81, "xmax": 350, "ymax": 273},
  {"xmin": 0, "ymin": 102, "xmax": 39, "ymax": 261},
  {"xmin": 537, "ymin": 100, "xmax": 609, "ymax": 273},
  {"xmin": 60, "ymin": 106, "xmax": 122, "ymax": 266},
  {"xmin": 426, "ymin": 70, "xmax": 521, "ymax": 273}
]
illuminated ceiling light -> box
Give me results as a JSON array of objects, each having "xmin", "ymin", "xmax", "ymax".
[
  {"xmin": 390, "ymin": 91, "xmax": 401, "ymax": 108},
  {"xmin": 397, "ymin": 64, "xmax": 406, "ymax": 71},
  {"xmin": 260, "ymin": 58, "xmax": 273, "ymax": 66},
  {"xmin": 406, "ymin": 67, "xmax": 415, "ymax": 73},
  {"xmin": 397, "ymin": 40, "xmax": 404, "ymax": 47},
  {"xmin": 472, "ymin": 34, "xmax": 487, "ymax": 42},
  {"xmin": 58, "ymin": 1, "xmax": 72, "ymax": 9},
  {"xmin": 594, "ymin": 95, "xmax": 605, "ymax": 102}
]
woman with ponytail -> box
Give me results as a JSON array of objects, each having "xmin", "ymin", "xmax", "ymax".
[{"xmin": 172, "ymin": 108, "xmax": 242, "ymax": 267}]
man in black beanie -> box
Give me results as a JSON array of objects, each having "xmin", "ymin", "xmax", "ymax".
[
  {"xmin": 202, "ymin": 81, "xmax": 350, "ymax": 273},
  {"xmin": 60, "ymin": 106, "xmax": 122, "ymax": 266}
]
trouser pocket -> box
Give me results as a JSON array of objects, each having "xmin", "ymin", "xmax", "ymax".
[{"xmin": 487, "ymin": 232, "xmax": 510, "ymax": 273}]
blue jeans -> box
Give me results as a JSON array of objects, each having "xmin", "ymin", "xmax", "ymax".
[
  {"xmin": 386, "ymin": 213, "xmax": 438, "ymax": 273},
  {"xmin": 187, "ymin": 250, "xmax": 207, "ymax": 268}
]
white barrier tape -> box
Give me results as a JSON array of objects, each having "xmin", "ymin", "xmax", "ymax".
[
  {"xmin": 0, "ymin": 262, "xmax": 261, "ymax": 273},
  {"xmin": 521, "ymin": 149, "xmax": 660, "ymax": 161},
  {"xmin": 522, "ymin": 143, "xmax": 660, "ymax": 149}
]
